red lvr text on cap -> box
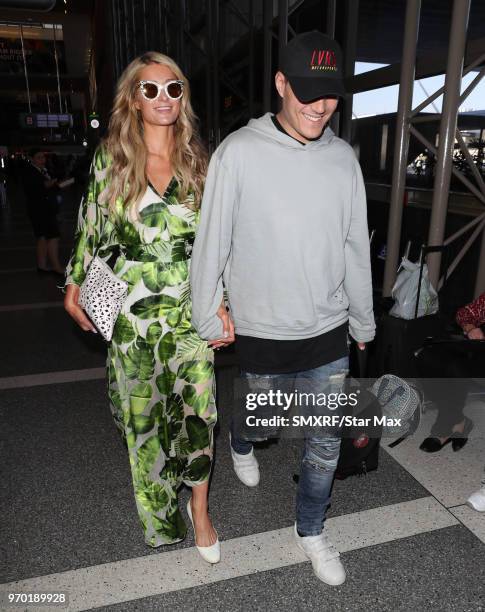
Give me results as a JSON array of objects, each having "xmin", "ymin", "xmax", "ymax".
[{"xmin": 310, "ymin": 50, "xmax": 337, "ymax": 69}]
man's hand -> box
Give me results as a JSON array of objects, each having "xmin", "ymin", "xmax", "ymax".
[
  {"xmin": 64, "ymin": 283, "xmax": 97, "ymax": 333},
  {"xmin": 357, "ymin": 342, "xmax": 366, "ymax": 351},
  {"xmin": 208, "ymin": 302, "xmax": 235, "ymax": 349}
]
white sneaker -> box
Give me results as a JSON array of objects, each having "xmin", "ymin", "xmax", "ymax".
[
  {"xmin": 229, "ymin": 433, "xmax": 260, "ymax": 487},
  {"xmin": 467, "ymin": 486, "xmax": 485, "ymax": 512},
  {"xmin": 294, "ymin": 524, "xmax": 346, "ymax": 586}
]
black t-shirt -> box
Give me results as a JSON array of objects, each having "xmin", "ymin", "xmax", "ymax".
[
  {"xmin": 235, "ymin": 324, "xmax": 349, "ymax": 374},
  {"xmin": 234, "ymin": 114, "xmax": 349, "ymax": 374},
  {"xmin": 271, "ymin": 114, "xmax": 306, "ymax": 144}
]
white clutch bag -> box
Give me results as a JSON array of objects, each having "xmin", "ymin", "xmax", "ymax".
[{"xmin": 79, "ymin": 256, "xmax": 128, "ymax": 341}]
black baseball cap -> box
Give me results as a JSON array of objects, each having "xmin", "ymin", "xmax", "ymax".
[{"xmin": 279, "ymin": 31, "xmax": 345, "ymax": 102}]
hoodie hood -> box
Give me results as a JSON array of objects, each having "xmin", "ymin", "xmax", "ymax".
[{"xmin": 244, "ymin": 112, "xmax": 336, "ymax": 150}]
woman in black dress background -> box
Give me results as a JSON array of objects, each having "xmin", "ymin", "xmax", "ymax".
[{"xmin": 23, "ymin": 149, "xmax": 64, "ymax": 276}]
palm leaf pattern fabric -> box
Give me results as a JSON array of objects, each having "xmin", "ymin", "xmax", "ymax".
[{"xmin": 65, "ymin": 149, "xmax": 216, "ymax": 547}]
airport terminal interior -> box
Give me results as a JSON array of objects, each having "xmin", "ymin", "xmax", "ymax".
[{"xmin": 1, "ymin": 0, "xmax": 485, "ymax": 610}]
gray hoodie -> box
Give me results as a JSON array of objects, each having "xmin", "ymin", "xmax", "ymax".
[{"xmin": 190, "ymin": 113, "xmax": 375, "ymax": 343}]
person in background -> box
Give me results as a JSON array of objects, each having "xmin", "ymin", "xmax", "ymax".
[
  {"xmin": 419, "ymin": 292, "xmax": 485, "ymax": 453},
  {"xmin": 22, "ymin": 149, "xmax": 64, "ymax": 276},
  {"xmin": 456, "ymin": 292, "xmax": 485, "ymax": 512},
  {"xmin": 456, "ymin": 292, "xmax": 485, "ymax": 341},
  {"xmin": 468, "ymin": 466, "xmax": 485, "ymax": 512}
]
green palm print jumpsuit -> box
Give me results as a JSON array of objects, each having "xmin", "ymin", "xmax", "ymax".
[{"xmin": 65, "ymin": 149, "xmax": 217, "ymax": 547}]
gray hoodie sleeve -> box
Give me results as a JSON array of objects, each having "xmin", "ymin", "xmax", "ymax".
[
  {"xmin": 190, "ymin": 152, "xmax": 235, "ymax": 340},
  {"xmin": 343, "ymin": 159, "xmax": 376, "ymax": 343}
]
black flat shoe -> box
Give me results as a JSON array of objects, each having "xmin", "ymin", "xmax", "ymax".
[
  {"xmin": 37, "ymin": 267, "xmax": 51, "ymax": 274},
  {"xmin": 451, "ymin": 417, "xmax": 474, "ymax": 452},
  {"xmin": 419, "ymin": 436, "xmax": 452, "ymax": 453}
]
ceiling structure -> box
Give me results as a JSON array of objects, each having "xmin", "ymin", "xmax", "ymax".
[
  {"xmin": 355, "ymin": 0, "xmax": 485, "ymax": 64},
  {"xmin": 1, "ymin": 0, "xmax": 484, "ymax": 146},
  {"xmin": 1, "ymin": 0, "xmax": 484, "ymax": 88}
]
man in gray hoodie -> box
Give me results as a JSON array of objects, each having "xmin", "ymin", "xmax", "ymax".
[{"xmin": 191, "ymin": 31, "xmax": 375, "ymax": 585}]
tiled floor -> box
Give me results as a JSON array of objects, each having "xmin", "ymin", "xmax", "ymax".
[{"xmin": 1, "ymin": 186, "xmax": 484, "ymax": 612}]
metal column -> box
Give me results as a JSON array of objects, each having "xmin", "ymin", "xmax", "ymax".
[
  {"xmin": 263, "ymin": 0, "xmax": 273, "ymax": 113},
  {"xmin": 339, "ymin": 0, "xmax": 359, "ymax": 143},
  {"xmin": 278, "ymin": 0, "xmax": 288, "ymax": 111},
  {"xmin": 52, "ymin": 24, "xmax": 63, "ymax": 113},
  {"xmin": 427, "ymin": 0, "xmax": 471, "ymax": 288},
  {"xmin": 278, "ymin": 0, "xmax": 288, "ymax": 62},
  {"xmin": 205, "ymin": 0, "xmax": 214, "ymax": 152},
  {"xmin": 382, "ymin": 0, "xmax": 421, "ymax": 296},
  {"xmin": 326, "ymin": 0, "xmax": 336, "ymax": 37},
  {"xmin": 475, "ymin": 227, "xmax": 485, "ymax": 297},
  {"xmin": 111, "ymin": 0, "xmax": 120, "ymax": 79},
  {"xmin": 248, "ymin": 0, "xmax": 255, "ymax": 117},
  {"xmin": 178, "ymin": 0, "xmax": 187, "ymax": 72},
  {"xmin": 212, "ymin": 0, "xmax": 220, "ymax": 148},
  {"xmin": 327, "ymin": 0, "xmax": 338, "ymax": 134},
  {"xmin": 19, "ymin": 24, "xmax": 32, "ymax": 113},
  {"xmin": 162, "ymin": 0, "xmax": 169, "ymax": 55}
]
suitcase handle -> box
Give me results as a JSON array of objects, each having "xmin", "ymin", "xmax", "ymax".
[{"xmin": 415, "ymin": 244, "xmax": 448, "ymax": 319}]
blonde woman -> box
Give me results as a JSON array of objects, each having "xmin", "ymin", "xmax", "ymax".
[{"xmin": 64, "ymin": 52, "xmax": 233, "ymax": 561}]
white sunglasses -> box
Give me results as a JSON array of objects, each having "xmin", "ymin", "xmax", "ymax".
[{"xmin": 138, "ymin": 79, "xmax": 184, "ymax": 101}]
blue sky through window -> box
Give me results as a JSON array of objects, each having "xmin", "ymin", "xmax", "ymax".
[{"xmin": 352, "ymin": 62, "xmax": 485, "ymax": 118}]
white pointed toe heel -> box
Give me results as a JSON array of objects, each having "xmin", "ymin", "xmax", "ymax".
[{"xmin": 186, "ymin": 499, "xmax": 221, "ymax": 564}]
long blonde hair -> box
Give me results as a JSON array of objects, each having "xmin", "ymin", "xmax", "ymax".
[{"xmin": 104, "ymin": 52, "xmax": 207, "ymax": 214}]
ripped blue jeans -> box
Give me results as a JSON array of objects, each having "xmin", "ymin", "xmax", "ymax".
[{"xmin": 231, "ymin": 356, "xmax": 349, "ymax": 537}]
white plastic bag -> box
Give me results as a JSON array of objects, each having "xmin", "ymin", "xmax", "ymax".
[{"xmin": 389, "ymin": 257, "xmax": 438, "ymax": 319}]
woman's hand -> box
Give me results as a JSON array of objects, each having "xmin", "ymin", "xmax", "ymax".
[
  {"xmin": 64, "ymin": 283, "xmax": 97, "ymax": 333},
  {"xmin": 467, "ymin": 327, "xmax": 484, "ymax": 340},
  {"xmin": 208, "ymin": 302, "xmax": 235, "ymax": 349}
]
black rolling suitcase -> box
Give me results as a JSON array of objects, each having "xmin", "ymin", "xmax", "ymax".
[
  {"xmin": 334, "ymin": 387, "xmax": 382, "ymax": 479},
  {"xmin": 335, "ymin": 348, "xmax": 424, "ymax": 478},
  {"xmin": 335, "ymin": 343, "xmax": 382, "ymax": 479},
  {"xmin": 370, "ymin": 245, "xmax": 447, "ymax": 378},
  {"xmin": 292, "ymin": 345, "xmax": 383, "ymax": 482}
]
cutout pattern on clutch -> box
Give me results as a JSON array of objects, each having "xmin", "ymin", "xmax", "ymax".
[{"xmin": 79, "ymin": 256, "xmax": 128, "ymax": 341}]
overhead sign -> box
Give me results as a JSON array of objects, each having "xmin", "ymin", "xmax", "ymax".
[
  {"xmin": 19, "ymin": 113, "xmax": 73, "ymax": 128},
  {"xmin": 0, "ymin": 36, "xmax": 66, "ymax": 74}
]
